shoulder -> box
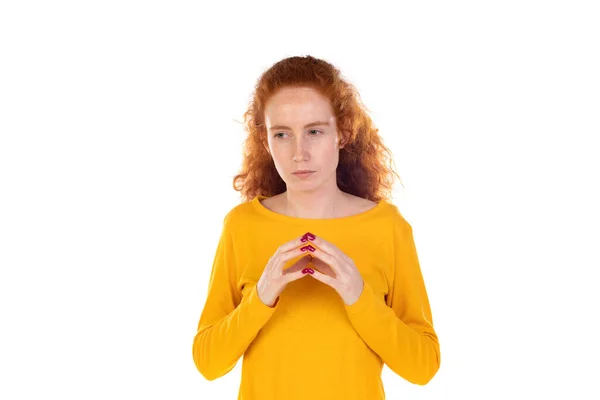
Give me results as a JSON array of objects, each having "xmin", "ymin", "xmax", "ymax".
[
  {"xmin": 216, "ymin": 198, "xmax": 257, "ymax": 232},
  {"xmin": 371, "ymin": 197, "xmax": 412, "ymax": 232},
  {"xmin": 346, "ymin": 193, "xmax": 399, "ymax": 217},
  {"xmin": 345, "ymin": 194, "xmax": 414, "ymax": 240},
  {"xmin": 347, "ymin": 194, "xmax": 378, "ymax": 214}
]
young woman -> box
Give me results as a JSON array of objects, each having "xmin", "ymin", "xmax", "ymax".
[{"xmin": 192, "ymin": 55, "xmax": 440, "ymax": 399}]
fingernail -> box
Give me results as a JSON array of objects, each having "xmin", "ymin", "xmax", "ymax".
[
  {"xmin": 300, "ymin": 246, "xmax": 309, "ymax": 252},
  {"xmin": 307, "ymin": 245, "xmax": 315, "ymax": 252},
  {"xmin": 302, "ymin": 268, "xmax": 314, "ymax": 274},
  {"xmin": 306, "ymin": 232, "xmax": 316, "ymax": 240},
  {"xmin": 301, "ymin": 236, "xmax": 308, "ymax": 242}
]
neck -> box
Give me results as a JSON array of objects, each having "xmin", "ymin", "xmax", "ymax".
[{"xmin": 282, "ymin": 186, "xmax": 348, "ymax": 219}]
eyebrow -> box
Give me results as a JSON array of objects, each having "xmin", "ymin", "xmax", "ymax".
[{"xmin": 268, "ymin": 121, "xmax": 330, "ymax": 131}]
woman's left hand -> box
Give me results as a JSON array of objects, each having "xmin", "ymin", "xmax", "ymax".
[{"xmin": 304, "ymin": 234, "xmax": 364, "ymax": 306}]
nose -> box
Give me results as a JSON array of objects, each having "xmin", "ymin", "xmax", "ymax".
[{"xmin": 293, "ymin": 137, "xmax": 309, "ymax": 162}]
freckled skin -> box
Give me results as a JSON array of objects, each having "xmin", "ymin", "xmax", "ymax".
[{"xmin": 263, "ymin": 86, "xmax": 345, "ymax": 196}]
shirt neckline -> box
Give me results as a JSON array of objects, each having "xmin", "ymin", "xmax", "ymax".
[{"xmin": 251, "ymin": 195, "xmax": 387, "ymax": 224}]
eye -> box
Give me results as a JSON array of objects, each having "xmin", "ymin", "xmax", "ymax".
[
  {"xmin": 308, "ymin": 129, "xmax": 321, "ymax": 135},
  {"xmin": 274, "ymin": 132, "xmax": 286, "ymax": 138}
]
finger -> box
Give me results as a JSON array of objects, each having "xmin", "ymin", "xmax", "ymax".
[
  {"xmin": 309, "ymin": 257, "xmax": 337, "ymax": 278},
  {"xmin": 273, "ymin": 245, "xmax": 316, "ymax": 273},
  {"xmin": 281, "ymin": 268, "xmax": 311, "ymax": 284},
  {"xmin": 307, "ymin": 235, "xmax": 349, "ymax": 263},
  {"xmin": 305, "ymin": 268, "xmax": 339, "ymax": 289},
  {"xmin": 268, "ymin": 234, "xmax": 318, "ymax": 272},
  {"xmin": 283, "ymin": 255, "xmax": 312, "ymax": 274},
  {"xmin": 279, "ymin": 233, "xmax": 318, "ymax": 254},
  {"xmin": 309, "ymin": 246, "xmax": 344, "ymax": 277}
]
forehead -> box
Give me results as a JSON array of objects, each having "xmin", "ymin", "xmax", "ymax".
[{"xmin": 264, "ymin": 86, "xmax": 334, "ymax": 122}]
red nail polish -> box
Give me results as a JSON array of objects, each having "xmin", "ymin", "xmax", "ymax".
[
  {"xmin": 301, "ymin": 236, "xmax": 308, "ymax": 242},
  {"xmin": 306, "ymin": 232, "xmax": 316, "ymax": 240},
  {"xmin": 307, "ymin": 245, "xmax": 315, "ymax": 252},
  {"xmin": 300, "ymin": 246, "xmax": 309, "ymax": 252},
  {"xmin": 302, "ymin": 268, "xmax": 314, "ymax": 274}
]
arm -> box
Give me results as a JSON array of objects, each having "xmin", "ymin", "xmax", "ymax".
[
  {"xmin": 192, "ymin": 213, "xmax": 278, "ymax": 380},
  {"xmin": 344, "ymin": 216, "xmax": 441, "ymax": 385}
]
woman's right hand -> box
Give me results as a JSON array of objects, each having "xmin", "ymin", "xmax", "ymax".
[{"xmin": 256, "ymin": 234, "xmax": 315, "ymax": 308}]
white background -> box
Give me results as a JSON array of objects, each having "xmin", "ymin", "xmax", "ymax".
[{"xmin": 1, "ymin": 1, "xmax": 599, "ymax": 399}]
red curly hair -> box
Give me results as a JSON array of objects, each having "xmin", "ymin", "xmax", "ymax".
[{"xmin": 233, "ymin": 55, "xmax": 403, "ymax": 203}]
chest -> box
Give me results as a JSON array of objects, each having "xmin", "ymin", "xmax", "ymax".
[{"xmin": 236, "ymin": 230, "xmax": 392, "ymax": 308}]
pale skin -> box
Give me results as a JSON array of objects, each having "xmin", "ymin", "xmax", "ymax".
[
  {"xmin": 257, "ymin": 232, "xmax": 365, "ymax": 307},
  {"xmin": 263, "ymin": 86, "xmax": 352, "ymax": 219},
  {"xmin": 256, "ymin": 85, "xmax": 373, "ymax": 307},
  {"xmin": 301, "ymin": 232, "xmax": 365, "ymax": 306}
]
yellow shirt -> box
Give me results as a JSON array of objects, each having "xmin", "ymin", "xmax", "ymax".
[{"xmin": 192, "ymin": 195, "xmax": 441, "ymax": 399}]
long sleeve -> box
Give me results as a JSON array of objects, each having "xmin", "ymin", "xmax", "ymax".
[
  {"xmin": 344, "ymin": 215, "xmax": 441, "ymax": 385},
  {"xmin": 192, "ymin": 213, "xmax": 279, "ymax": 381}
]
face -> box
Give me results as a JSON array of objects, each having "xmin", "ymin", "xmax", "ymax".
[{"xmin": 263, "ymin": 86, "xmax": 345, "ymax": 192}]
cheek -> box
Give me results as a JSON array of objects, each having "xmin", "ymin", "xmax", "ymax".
[
  {"xmin": 269, "ymin": 145, "xmax": 288, "ymax": 159},
  {"xmin": 320, "ymin": 141, "xmax": 340, "ymax": 157}
]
